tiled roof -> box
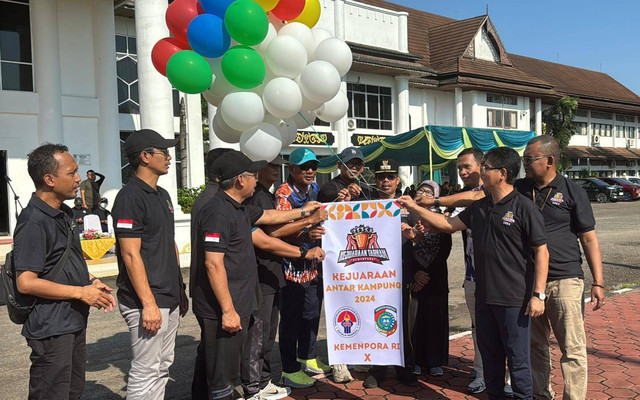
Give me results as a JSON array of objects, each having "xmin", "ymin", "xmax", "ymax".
[
  {"xmin": 428, "ymin": 16, "xmax": 486, "ymax": 73},
  {"xmin": 564, "ymin": 146, "xmax": 640, "ymax": 160}
]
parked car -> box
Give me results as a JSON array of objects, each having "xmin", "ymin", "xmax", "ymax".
[
  {"xmin": 572, "ymin": 178, "xmax": 625, "ymax": 203},
  {"xmin": 600, "ymin": 177, "xmax": 640, "ymax": 201},
  {"xmin": 627, "ymin": 177, "xmax": 640, "ymax": 185}
]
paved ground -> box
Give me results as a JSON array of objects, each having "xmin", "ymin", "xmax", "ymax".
[{"xmin": 1, "ymin": 201, "xmax": 639, "ymax": 399}]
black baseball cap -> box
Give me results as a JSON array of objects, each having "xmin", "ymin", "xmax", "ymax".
[
  {"xmin": 338, "ymin": 147, "xmax": 364, "ymax": 163},
  {"xmin": 212, "ymin": 150, "xmax": 267, "ymax": 181},
  {"xmin": 373, "ymin": 159, "xmax": 399, "ymax": 174},
  {"xmin": 268, "ymin": 155, "xmax": 288, "ymax": 166},
  {"xmin": 124, "ymin": 129, "xmax": 179, "ymax": 157}
]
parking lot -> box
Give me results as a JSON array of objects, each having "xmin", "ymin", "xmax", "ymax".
[{"xmin": 0, "ymin": 200, "xmax": 639, "ymax": 399}]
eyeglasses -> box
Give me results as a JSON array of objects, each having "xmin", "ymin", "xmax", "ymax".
[
  {"xmin": 297, "ymin": 162, "xmax": 318, "ymax": 171},
  {"xmin": 522, "ymin": 155, "xmax": 547, "ymax": 165},
  {"xmin": 345, "ymin": 161, "xmax": 364, "ymax": 169},
  {"xmin": 375, "ymin": 173, "xmax": 397, "ymax": 181},
  {"xmin": 146, "ymin": 148, "xmax": 170, "ymax": 158},
  {"xmin": 243, "ymin": 172, "xmax": 259, "ymax": 179},
  {"xmin": 480, "ymin": 164, "xmax": 504, "ymax": 174},
  {"xmin": 416, "ymin": 188, "xmax": 434, "ymax": 196}
]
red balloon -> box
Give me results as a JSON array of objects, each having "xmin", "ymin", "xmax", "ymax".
[
  {"xmin": 271, "ymin": 0, "xmax": 305, "ymax": 21},
  {"xmin": 166, "ymin": 0, "xmax": 200, "ymax": 45},
  {"xmin": 152, "ymin": 37, "xmax": 188, "ymax": 76}
]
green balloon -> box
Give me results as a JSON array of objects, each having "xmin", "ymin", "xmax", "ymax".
[
  {"xmin": 166, "ymin": 50, "xmax": 212, "ymax": 94},
  {"xmin": 221, "ymin": 45, "xmax": 265, "ymax": 89},
  {"xmin": 224, "ymin": 0, "xmax": 269, "ymax": 46}
]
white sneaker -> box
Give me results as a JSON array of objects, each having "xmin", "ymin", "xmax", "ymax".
[
  {"xmin": 467, "ymin": 377, "xmax": 486, "ymax": 394},
  {"xmin": 258, "ymin": 381, "xmax": 290, "ymax": 400},
  {"xmin": 333, "ymin": 363, "xmax": 353, "ymax": 383},
  {"xmin": 504, "ymin": 383, "xmax": 514, "ymax": 398}
]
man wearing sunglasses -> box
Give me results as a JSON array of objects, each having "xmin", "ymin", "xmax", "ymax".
[
  {"xmin": 318, "ymin": 147, "xmax": 371, "ymax": 203},
  {"xmin": 398, "ymin": 147, "xmax": 549, "ymax": 399},
  {"xmin": 112, "ymin": 129, "xmax": 189, "ymax": 400},
  {"xmin": 274, "ymin": 147, "xmax": 331, "ymax": 388}
]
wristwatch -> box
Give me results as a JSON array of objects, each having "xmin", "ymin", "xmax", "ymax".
[
  {"xmin": 299, "ymin": 245, "xmax": 308, "ymax": 259},
  {"xmin": 533, "ymin": 291, "xmax": 547, "ymax": 301}
]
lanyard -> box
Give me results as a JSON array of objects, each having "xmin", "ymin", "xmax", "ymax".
[{"xmin": 532, "ymin": 186, "xmax": 553, "ymax": 211}]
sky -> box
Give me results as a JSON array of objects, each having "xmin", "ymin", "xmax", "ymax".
[{"xmin": 388, "ymin": 0, "xmax": 640, "ymax": 96}]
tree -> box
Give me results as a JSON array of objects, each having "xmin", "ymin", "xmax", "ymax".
[{"xmin": 542, "ymin": 96, "xmax": 578, "ymax": 172}]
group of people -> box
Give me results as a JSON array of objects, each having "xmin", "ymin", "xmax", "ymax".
[
  {"xmin": 70, "ymin": 169, "xmax": 111, "ymax": 232},
  {"xmin": 12, "ymin": 128, "xmax": 604, "ymax": 400}
]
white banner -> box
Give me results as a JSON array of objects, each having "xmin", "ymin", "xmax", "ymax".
[{"xmin": 322, "ymin": 200, "xmax": 404, "ymax": 366}]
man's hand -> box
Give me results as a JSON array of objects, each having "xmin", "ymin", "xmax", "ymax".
[
  {"xmin": 79, "ymin": 285, "xmax": 116, "ymax": 312},
  {"xmin": 142, "ymin": 303, "xmax": 163, "ymax": 336},
  {"xmin": 222, "ymin": 310, "xmax": 242, "ymax": 333},
  {"xmin": 525, "ymin": 297, "xmax": 545, "ymax": 317},
  {"xmin": 590, "ymin": 285, "xmax": 606, "ymax": 311},
  {"xmin": 308, "ymin": 225, "xmax": 326, "ymax": 241},
  {"xmin": 401, "ymin": 222, "xmax": 415, "ymax": 241},
  {"xmin": 305, "ymin": 247, "xmax": 325, "ymax": 262},
  {"xmin": 347, "ymin": 183, "xmax": 362, "ymax": 199},
  {"xmin": 90, "ymin": 279, "xmax": 116, "ymax": 313},
  {"xmin": 335, "ymin": 188, "xmax": 351, "ymax": 202},
  {"xmin": 302, "ymin": 201, "xmax": 322, "ymax": 214},
  {"xmin": 415, "ymin": 196, "xmax": 435, "ymax": 208},
  {"xmin": 412, "ymin": 271, "xmax": 430, "ymax": 292},
  {"xmin": 180, "ymin": 288, "xmax": 189, "ymax": 317},
  {"xmin": 310, "ymin": 208, "xmax": 329, "ymax": 225},
  {"xmin": 397, "ymin": 195, "xmax": 419, "ymax": 212}
]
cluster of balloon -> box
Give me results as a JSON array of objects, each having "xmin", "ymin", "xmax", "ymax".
[{"xmin": 152, "ymin": 0, "xmax": 353, "ymax": 162}]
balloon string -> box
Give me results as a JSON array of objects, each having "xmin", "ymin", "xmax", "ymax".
[{"xmin": 296, "ymin": 111, "xmax": 373, "ymax": 200}]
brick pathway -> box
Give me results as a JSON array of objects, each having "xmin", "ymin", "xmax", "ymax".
[{"xmin": 282, "ymin": 289, "xmax": 640, "ymax": 399}]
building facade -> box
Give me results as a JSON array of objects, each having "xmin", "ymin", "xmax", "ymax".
[{"xmin": 1, "ymin": 0, "xmax": 639, "ymax": 239}]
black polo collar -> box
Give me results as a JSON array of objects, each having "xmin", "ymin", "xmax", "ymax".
[
  {"xmin": 490, "ymin": 187, "xmax": 518, "ymax": 206},
  {"xmin": 130, "ymin": 176, "xmax": 158, "ymax": 193},
  {"xmin": 218, "ymin": 190, "xmax": 244, "ymax": 210},
  {"xmin": 30, "ymin": 193, "xmax": 69, "ymax": 218},
  {"xmin": 533, "ymin": 173, "xmax": 562, "ymax": 191}
]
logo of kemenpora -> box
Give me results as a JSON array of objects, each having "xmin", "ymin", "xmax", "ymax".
[
  {"xmin": 334, "ymin": 307, "xmax": 361, "ymax": 338},
  {"xmin": 374, "ymin": 305, "xmax": 398, "ymax": 337}
]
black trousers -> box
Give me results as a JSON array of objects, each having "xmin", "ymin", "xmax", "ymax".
[
  {"xmin": 476, "ymin": 302, "xmax": 532, "ymax": 400},
  {"xmin": 278, "ymin": 277, "xmax": 322, "ymax": 373},
  {"xmin": 26, "ymin": 329, "xmax": 86, "ymax": 400},
  {"xmin": 191, "ymin": 316, "xmax": 250, "ymax": 400},
  {"xmin": 241, "ymin": 290, "xmax": 280, "ymax": 397}
]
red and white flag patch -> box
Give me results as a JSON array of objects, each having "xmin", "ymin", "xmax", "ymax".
[
  {"xmin": 117, "ymin": 219, "xmax": 134, "ymax": 229},
  {"xmin": 204, "ymin": 233, "xmax": 220, "ymax": 243}
]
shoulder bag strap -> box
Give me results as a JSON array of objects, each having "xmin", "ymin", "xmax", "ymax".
[{"xmin": 42, "ymin": 220, "xmax": 76, "ymax": 282}]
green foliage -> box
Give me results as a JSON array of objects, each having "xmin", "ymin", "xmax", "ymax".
[
  {"xmin": 542, "ymin": 96, "xmax": 578, "ymax": 172},
  {"xmin": 177, "ymin": 185, "xmax": 205, "ymax": 214}
]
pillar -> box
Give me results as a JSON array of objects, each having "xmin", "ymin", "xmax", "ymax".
[
  {"xmin": 395, "ymin": 76, "xmax": 412, "ymax": 185},
  {"xmin": 334, "ymin": 0, "xmax": 345, "ymax": 39},
  {"xmin": 535, "ymin": 98, "xmax": 542, "ymax": 135},
  {"xmin": 398, "ymin": 12, "xmax": 408, "ymax": 53},
  {"xmin": 185, "ymin": 93, "xmax": 205, "ymax": 187},
  {"xmin": 455, "ymin": 87, "xmax": 463, "ymax": 127}
]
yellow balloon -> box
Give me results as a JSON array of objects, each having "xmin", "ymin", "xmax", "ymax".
[
  {"xmin": 255, "ymin": 0, "xmax": 279, "ymax": 12},
  {"xmin": 290, "ymin": 0, "xmax": 320, "ymax": 28}
]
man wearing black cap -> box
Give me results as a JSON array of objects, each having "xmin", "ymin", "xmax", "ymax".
[
  {"xmin": 371, "ymin": 159, "xmax": 402, "ymax": 200},
  {"xmin": 192, "ymin": 150, "xmax": 325, "ymax": 400},
  {"xmin": 112, "ymin": 128, "xmax": 189, "ymax": 400},
  {"xmin": 318, "ymin": 147, "xmax": 371, "ymax": 203}
]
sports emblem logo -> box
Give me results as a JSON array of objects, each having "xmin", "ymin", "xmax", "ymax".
[
  {"xmin": 334, "ymin": 307, "xmax": 361, "ymax": 338},
  {"xmin": 502, "ymin": 210, "xmax": 515, "ymax": 226},
  {"xmin": 550, "ymin": 192, "xmax": 564, "ymax": 205},
  {"xmin": 374, "ymin": 305, "xmax": 398, "ymax": 337},
  {"xmin": 337, "ymin": 225, "xmax": 389, "ymax": 266}
]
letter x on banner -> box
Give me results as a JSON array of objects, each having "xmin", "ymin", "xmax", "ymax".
[{"xmin": 322, "ymin": 200, "xmax": 404, "ymax": 366}]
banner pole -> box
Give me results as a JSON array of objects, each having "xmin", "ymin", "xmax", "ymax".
[{"xmin": 428, "ymin": 130, "xmax": 433, "ymax": 180}]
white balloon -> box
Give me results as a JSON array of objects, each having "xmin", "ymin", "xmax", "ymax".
[
  {"xmin": 292, "ymin": 110, "xmax": 315, "ymax": 129},
  {"xmin": 262, "ymin": 77, "xmax": 302, "ymax": 119},
  {"xmin": 266, "ymin": 35, "xmax": 308, "ymax": 79},
  {"xmin": 315, "ymin": 90, "xmax": 349, "ymax": 123},
  {"xmin": 206, "ymin": 58, "xmax": 235, "ymax": 104},
  {"xmin": 299, "ymin": 61, "xmax": 341, "ymax": 103},
  {"xmin": 263, "ymin": 114, "xmax": 297, "ymax": 147},
  {"xmin": 300, "ymin": 91, "xmax": 323, "ymax": 111},
  {"xmin": 313, "ymin": 38, "xmax": 353, "ymax": 76},
  {"xmin": 254, "ymin": 23, "xmax": 277, "ymax": 56},
  {"xmin": 278, "ymin": 22, "xmax": 315, "ymax": 59},
  {"xmin": 212, "ymin": 112, "xmax": 242, "ymax": 144},
  {"xmin": 220, "ymin": 92, "xmax": 265, "ymax": 132},
  {"xmin": 311, "ymin": 27, "xmax": 333, "ymax": 48},
  {"xmin": 240, "ymin": 123, "xmax": 283, "ymax": 162},
  {"xmin": 203, "ymin": 87, "xmax": 223, "ymax": 107}
]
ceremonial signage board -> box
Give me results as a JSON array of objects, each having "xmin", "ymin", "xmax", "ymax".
[
  {"xmin": 322, "ymin": 200, "xmax": 404, "ymax": 366},
  {"xmin": 294, "ymin": 131, "xmax": 335, "ymax": 146},
  {"xmin": 350, "ymin": 134, "xmax": 391, "ymax": 147}
]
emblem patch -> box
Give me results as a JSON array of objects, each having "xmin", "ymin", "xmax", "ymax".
[
  {"xmin": 502, "ymin": 211, "xmax": 515, "ymax": 226},
  {"xmin": 374, "ymin": 305, "xmax": 398, "ymax": 337},
  {"xmin": 334, "ymin": 306, "xmax": 361, "ymax": 338},
  {"xmin": 550, "ymin": 192, "xmax": 564, "ymax": 205},
  {"xmin": 337, "ymin": 225, "xmax": 389, "ymax": 266},
  {"xmin": 204, "ymin": 233, "xmax": 220, "ymax": 243},
  {"xmin": 116, "ymin": 219, "xmax": 133, "ymax": 229}
]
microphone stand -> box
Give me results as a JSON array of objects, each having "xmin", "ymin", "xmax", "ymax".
[{"xmin": 5, "ymin": 175, "xmax": 23, "ymax": 220}]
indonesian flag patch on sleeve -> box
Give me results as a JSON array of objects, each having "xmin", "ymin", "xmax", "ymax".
[
  {"xmin": 117, "ymin": 219, "xmax": 134, "ymax": 229},
  {"xmin": 205, "ymin": 233, "xmax": 220, "ymax": 243}
]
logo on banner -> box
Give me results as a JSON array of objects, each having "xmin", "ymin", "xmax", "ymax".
[
  {"xmin": 374, "ymin": 305, "xmax": 398, "ymax": 337},
  {"xmin": 337, "ymin": 225, "xmax": 389, "ymax": 266},
  {"xmin": 334, "ymin": 307, "xmax": 361, "ymax": 338}
]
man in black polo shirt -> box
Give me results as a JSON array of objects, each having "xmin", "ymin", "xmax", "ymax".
[
  {"xmin": 112, "ymin": 129, "xmax": 189, "ymax": 400},
  {"xmin": 318, "ymin": 147, "xmax": 372, "ymax": 202},
  {"xmin": 15, "ymin": 144, "xmax": 115, "ymax": 400},
  {"xmin": 398, "ymin": 147, "xmax": 549, "ymax": 399},
  {"xmin": 192, "ymin": 150, "xmax": 325, "ymax": 400}
]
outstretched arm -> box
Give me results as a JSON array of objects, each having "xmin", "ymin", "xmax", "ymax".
[{"xmin": 397, "ymin": 196, "xmax": 468, "ymax": 234}]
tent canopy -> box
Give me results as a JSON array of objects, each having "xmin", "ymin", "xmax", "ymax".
[{"xmin": 318, "ymin": 125, "xmax": 537, "ymax": 173}]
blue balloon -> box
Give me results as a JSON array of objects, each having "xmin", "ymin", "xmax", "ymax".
[
  {"xmin": 187, "ymin": 14, "xmax": 231, "ymax": 58},
  {"xmin": 199, "ymin": 0, "xmax": 235, "ymax": 18}
]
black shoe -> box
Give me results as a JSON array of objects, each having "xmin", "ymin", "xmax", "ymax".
[
  {"xmin": 397, "ymin": 368, "xmax": 419, "ymax": 387},
  {"xmin": 363, "ymin": 374, "xmax": 378, "ymax": 389}
]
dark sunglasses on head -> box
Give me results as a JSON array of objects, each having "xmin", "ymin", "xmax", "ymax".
[{"xmin": 298, "ymin": 162, "xmax": 318, "ymax": 171}]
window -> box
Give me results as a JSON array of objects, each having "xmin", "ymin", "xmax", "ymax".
[
  {"xmin": 616, "ymin": 125, "xmax": 624, "ymax": 138},
  {"xmin": 591, "ymin": 123, "xmax": 612, "ymax": 137},
  {"xmin": 486, "ymin": 93, "xmax": 517, "ymax": 105},
  {"xmin": 116, "ymin": 34, "xmax": 139, "ymax": 113},
  {"xmin": 576, "ymin": 122, "xmax": 588, "ymax": 136},
  {"xmin": 347, "ymin": 84, "xmax": 392, "ymax": 130},
  {"xmin": 487, "ymin": 109, "xmax": 517, "ymax": 129},
  {"xmin": 576, "ymin": 109, "xmax": 589, "ymax": 118},
  {"xmin": 591, "ymin": 111, "xmax": 612, "ymax": 120},
  {"xmin": 0, "ymin": 0, "xmax": 33, "ymax": 91}
]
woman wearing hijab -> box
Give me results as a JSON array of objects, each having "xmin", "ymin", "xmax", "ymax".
[{"xmin": 402, "ymin": 180, "xmax": 452, "ymax": 377}]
